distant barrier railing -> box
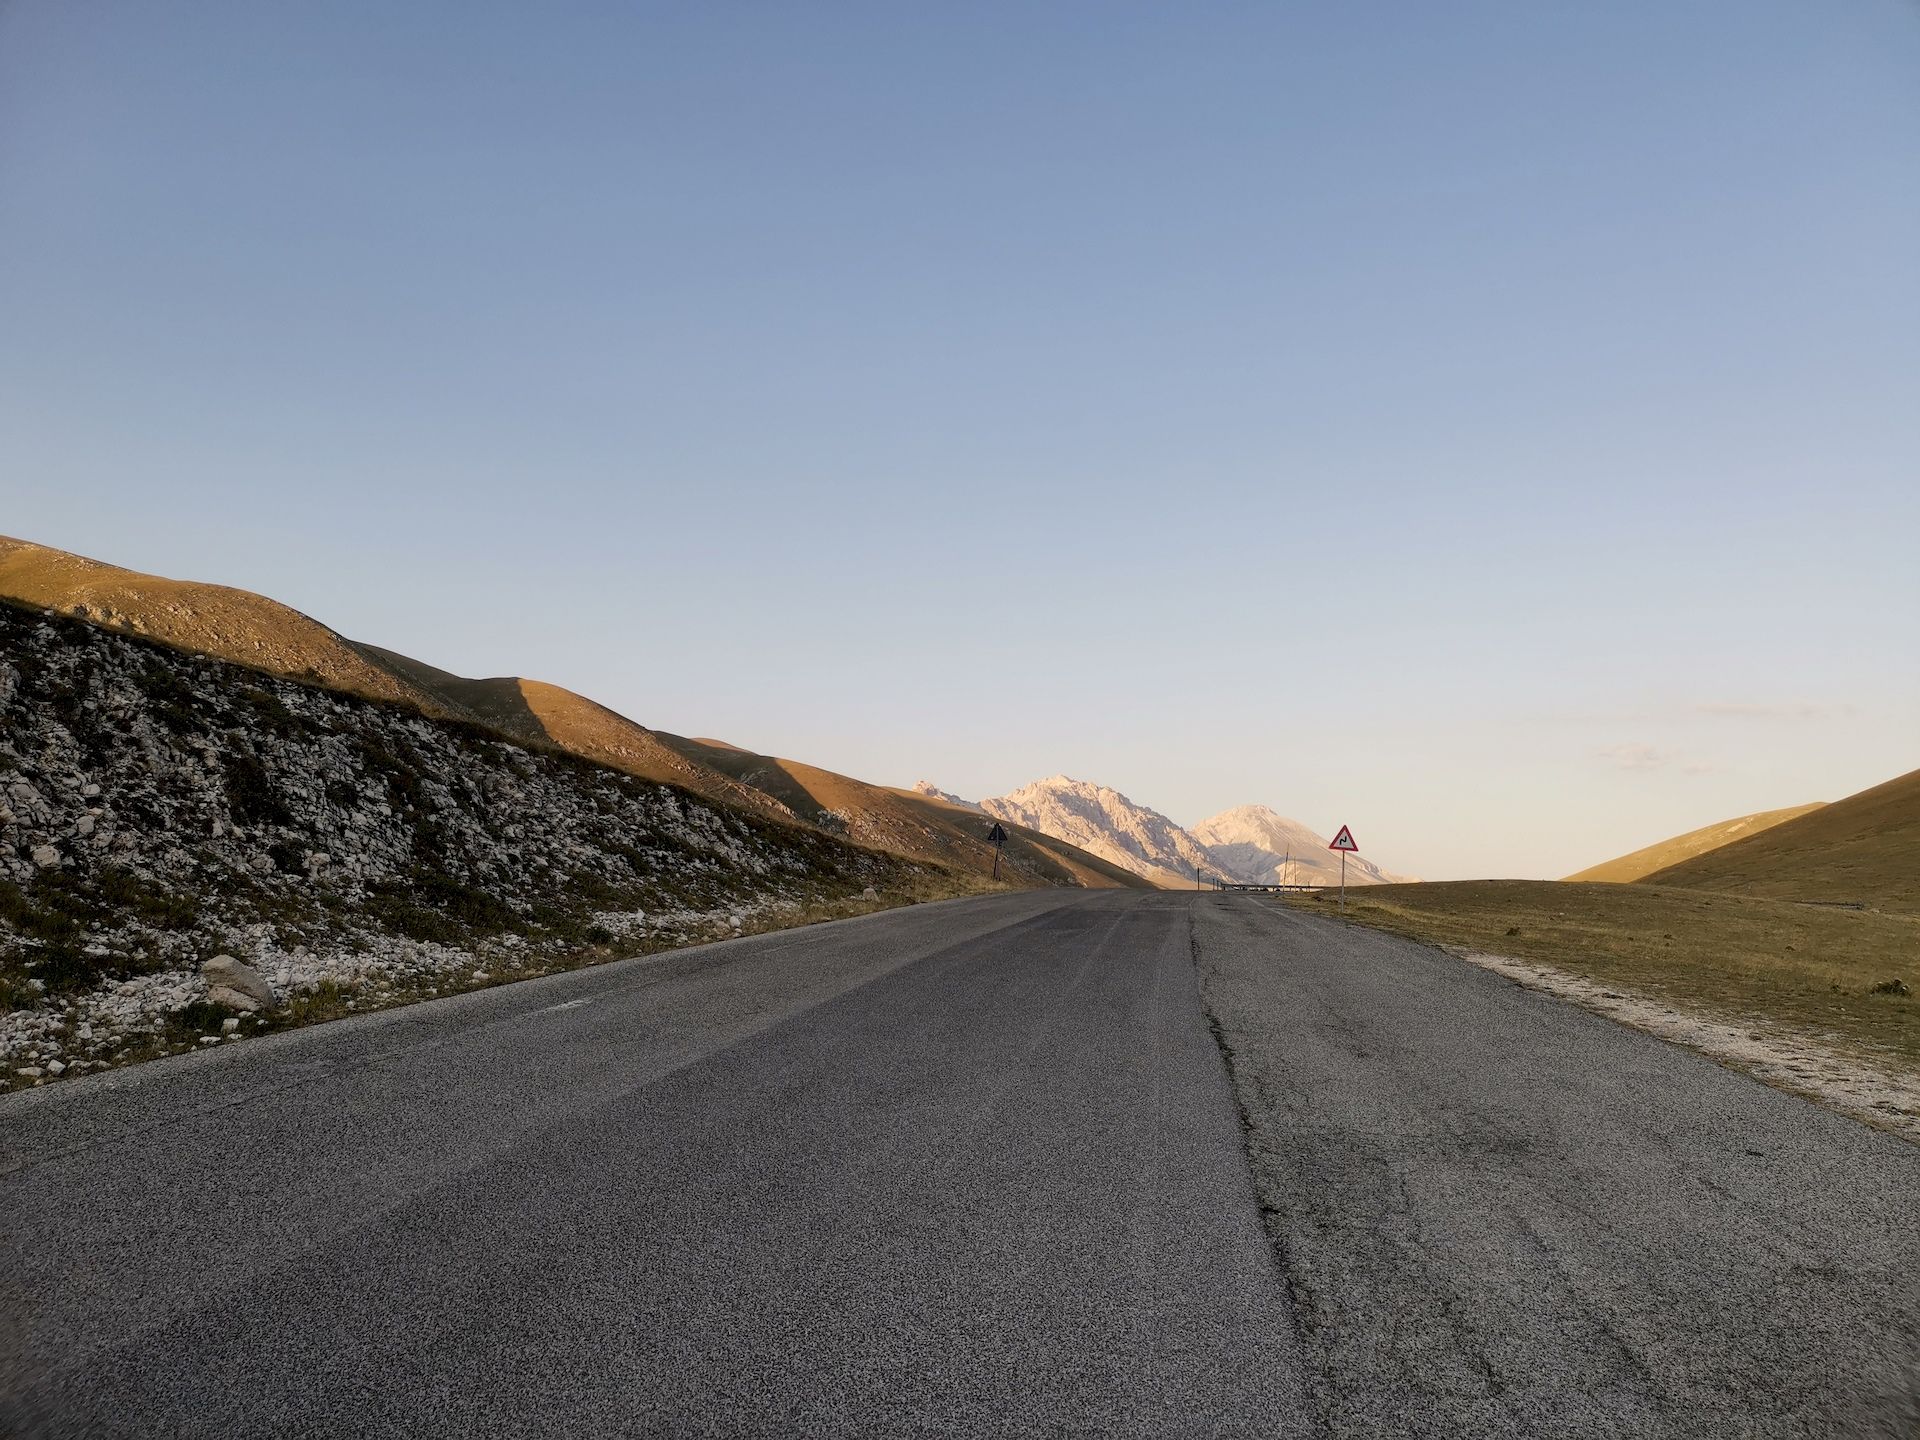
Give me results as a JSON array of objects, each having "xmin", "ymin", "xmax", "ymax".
[{"xmin": 1205, "ymin": 879, "xmax": 1324, "ymax": 893}]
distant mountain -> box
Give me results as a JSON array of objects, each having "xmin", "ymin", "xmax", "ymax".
[
  {"xmin": 976, "ymin": 780, "xmax": 1415, "ymax": 890},
  {"xmin": 1641, "ymin": 768, "xmax": 1919, "ymax": 914},
  {"xmin": 980, "ymin": 777, "xmax": 1218, "ymax": 889},
  {"xmin": 658, "ymin": 748, "xmax": 1148, "ymax": 890},
  {"xmin": 1191, "ymin": 805, "xmax": 1410, "ymax": 887},
  {"xmin": 1564, "ymin": 804, "xmax": 1826, "ymax": 883},
  {"xmin": 911, "ymin": 781, "xmax": 981, "ymax": 811}
]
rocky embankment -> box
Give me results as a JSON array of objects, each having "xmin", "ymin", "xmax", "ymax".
[{"xmin": 0, "ymin": 602, "xmax": 923, "ymax": 1087}]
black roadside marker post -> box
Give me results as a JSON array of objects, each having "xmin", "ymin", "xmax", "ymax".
[
  {"xmin": 1329, "ymin": 825, "xmax": 1359, "ymax": 910},
  {"xmin": 987, "ymin": 821, "xmax": 1008, "ymax": 879}
]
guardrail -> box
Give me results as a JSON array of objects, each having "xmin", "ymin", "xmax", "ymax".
[{"xmin": 1206, "ymin": 880, "xmax": 1324, "ymax": 893}]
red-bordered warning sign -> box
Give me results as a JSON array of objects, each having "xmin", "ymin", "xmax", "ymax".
[{"xmin": 1328, "ymin": 825, "xmax": 1358, "ymax": 853}]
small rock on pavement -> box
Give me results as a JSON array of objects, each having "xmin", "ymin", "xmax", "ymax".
[{"xmin": 201, "ymin": 954, "xmax": 275, "ymax": 1012}]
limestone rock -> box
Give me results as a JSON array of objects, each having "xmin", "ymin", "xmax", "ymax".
[{"xmin": 202, "ymin": 955, "xmax": 275, "ymax": 1012}]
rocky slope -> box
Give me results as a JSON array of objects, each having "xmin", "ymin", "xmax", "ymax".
[
  {"xmin": 0, "ymin": 601, "xmax": 934, "ymax": 1088},
  {"xmin": 1191, "ymin": 805, "xmax": 1410, "ymax": 887},
  {"xmin": 980, "ymin": 777, "xmax": 1220, "ymax": 888}
]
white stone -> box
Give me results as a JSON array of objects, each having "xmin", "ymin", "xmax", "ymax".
[
  {"xmin": 221, "ymin": 1017, "xmax": 240, "ymax": 1034},
  {"xmin": 859, "ymin": 886, "xmax": 879, "ymax": 901},
  {"xmin": 45, "ymin": 1059, "xmax": 66, "ymax": 1075},
  {"xmin": 201, "ymin": 955, "xmax": 274, "ymax": 1012},
  {"xmin": 30, "ymin": 844, "xmax": 58, "ymax": 868}
]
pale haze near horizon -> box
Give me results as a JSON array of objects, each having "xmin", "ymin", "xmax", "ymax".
[{"xmin": 3, "ymin": 2, "xmax": 1917, "ymax": 881}]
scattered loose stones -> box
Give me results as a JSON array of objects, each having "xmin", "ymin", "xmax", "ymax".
[{"xmin": 0, "ymin": 604, "xmax": 909, "ymax": 1089}]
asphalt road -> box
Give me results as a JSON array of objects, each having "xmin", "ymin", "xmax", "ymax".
[{"xmin": 4, "ymin": 890, "xmax": 1916, "ymax": 1437}]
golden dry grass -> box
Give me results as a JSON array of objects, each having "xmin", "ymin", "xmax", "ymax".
[{"xmin": 1299, "ymin": 880, "xmax": 1920, "ymax": 1072}]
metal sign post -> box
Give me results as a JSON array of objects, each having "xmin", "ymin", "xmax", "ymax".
[
  {"xmin": 1328, "ymin": 825, "xmax": 1359, "ymax": 910},
  {"xmin": 986, "ymin": 821, "xmax": 1008, "ymax": 880}
]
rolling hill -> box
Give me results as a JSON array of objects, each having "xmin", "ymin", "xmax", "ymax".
[
  {"xmin": 1642, "ymin": 768, "xmax": 1920, "ymax": 914},
  {"xmin": 1564, "ymin": 804, "xmax": 1827, "ymax": 884}
]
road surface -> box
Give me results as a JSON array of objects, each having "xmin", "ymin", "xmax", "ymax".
[{"xmin": 4, "ymin": 890, "xmax": 1916, "ymax": 1436}]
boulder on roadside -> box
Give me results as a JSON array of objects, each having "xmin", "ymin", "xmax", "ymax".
[
  {"xmin": 859, "ymin": 886, "xmax": 879, "ymax": 902},
  {"xmin": 202, "ymin": 955, "xmax": 275, "ymax": 1012}
]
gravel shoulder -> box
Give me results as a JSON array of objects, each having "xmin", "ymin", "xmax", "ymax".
[{"xmin": 1446, "ymin": 944, "xmax": 1920, "ymax": 1144}]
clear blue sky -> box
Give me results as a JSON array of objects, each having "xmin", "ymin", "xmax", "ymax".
[{"xmin": 4, "ymin": 1, "xmax": 1917, "ymax": 879}]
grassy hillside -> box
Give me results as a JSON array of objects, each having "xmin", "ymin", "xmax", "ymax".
[
  {"xmin": 1643, "ymin": 768, "xmax": 1920, "ymax": 914},
  {"xmin": 1564, "ymin": 803, "xmax": 1826, "ymax": 883},
  {"xmin": 1297, "ymin": 880, "xmax": 1919, "ymax": 1072},
  {"xmin": 659, "ymin": 736, "xmax": 1153, "ymax": 890}
]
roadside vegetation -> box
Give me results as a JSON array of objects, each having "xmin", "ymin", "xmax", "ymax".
[{"xmin": 1299, "ymin": 880, "xmax": 1919, "ymax": 1074}]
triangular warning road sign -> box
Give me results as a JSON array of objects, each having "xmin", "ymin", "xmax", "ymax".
[{"xmin": 1328, "ymin": 825, "xmax": 1358, "ymax": 853}]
